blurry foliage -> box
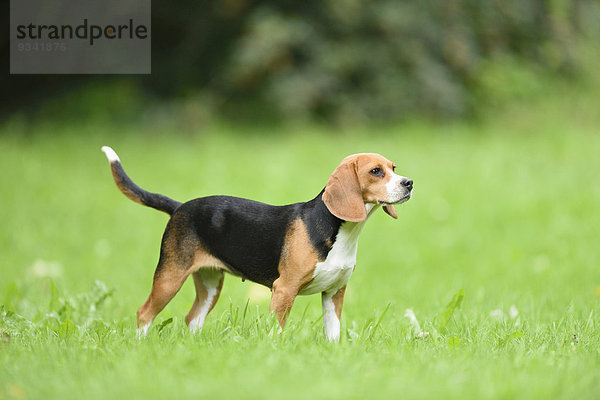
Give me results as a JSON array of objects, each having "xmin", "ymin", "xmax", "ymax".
[
  {"xmin": 0, "ymin": 280, "xmax": 115, "ymax": 339},
  {"xmin": 3, "ymin": 0, "xmax": 600, "ymax": 124}
]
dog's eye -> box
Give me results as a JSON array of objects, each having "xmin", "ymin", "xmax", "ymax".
[{"xmin": 370, "ymin": 167, "xmax": 383, "ymax": 177}]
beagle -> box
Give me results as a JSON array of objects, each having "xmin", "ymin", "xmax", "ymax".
[{"xmin": 101, "ymin": 147, "xmax": 413, "ymax": 342}]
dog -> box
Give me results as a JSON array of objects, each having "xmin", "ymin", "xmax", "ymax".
[{"xmin": 101, "ymin": 147, "xmax": 413, "ymax": 341}]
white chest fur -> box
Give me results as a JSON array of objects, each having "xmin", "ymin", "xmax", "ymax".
[{"xmin": 299, "ymin": 205, "xmax": 376, "ymax": 296}]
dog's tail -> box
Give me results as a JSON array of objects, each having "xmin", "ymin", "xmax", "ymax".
[{"xmin": 101, "ymin": 146, "xmax": 182, "ymax": 216}]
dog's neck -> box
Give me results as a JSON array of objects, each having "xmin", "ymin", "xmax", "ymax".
[
  {"xmin": 336, "ymin": 202, "xmax": 379, "ymax": 244},
  {"xmin": 302, "ymin": 190, "xmax": 379, "ymax": 260}
]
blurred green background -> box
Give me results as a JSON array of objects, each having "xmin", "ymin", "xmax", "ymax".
[
  {"xmin": 2, "ymin": 1, "xmax": 600, "ymax": 399},
  {"xmin": 3, "ymin": 0, "xmax": 600, "ymax": 125}
]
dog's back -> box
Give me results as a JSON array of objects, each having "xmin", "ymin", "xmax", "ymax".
[{"xmin": 177, "ymin": 195, "xmax": 299, "ymax": 287}]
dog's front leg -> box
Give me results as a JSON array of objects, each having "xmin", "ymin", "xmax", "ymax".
[
  {"xmin": 270, "ymin": 278, "xmax": 299, "ymax": 328},
  {"xmin": 321, "ymin": 286, "xmax": 346, "ymax": 342}
]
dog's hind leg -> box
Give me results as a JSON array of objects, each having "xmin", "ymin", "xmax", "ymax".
[
  {"xmin": 185, "ymin": 269, "xmax": 224, "ymax": 333},
  {"xmin": 136, "ymin": 217, "xmax": 202, "ymax": 337},
  {"xmin": 136, "ymin": 262, "xmax": 190, "ymax": 337}
]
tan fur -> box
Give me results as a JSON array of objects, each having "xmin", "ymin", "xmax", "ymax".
[
  {"xmin": 330, "ymin": 285, "xmax": 346, "ymax": 320},
  {"xmin": 322, "ymin": 159, "xmax": 366, "ymax": 222},
  {"xmin": 323, "ymin": 153, "xmax": 399, "ymax": 221},
  {"xmin": 137, "ymin": 262, "xmax": 189, "ymax": 328},
  {"xmin": 353, "ymin": 153, "xmax": 395, "ymax": 204},
  {"xmin": 192, "ymin": 246, "xmax": 229, "ymax": 273},
  {"xmin": 270, "ymin": 219, "xmax": 321, "ymax": 326}
]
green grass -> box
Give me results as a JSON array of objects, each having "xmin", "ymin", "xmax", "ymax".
[{"xmin": 1, "ymin": 92, "xmax": 600, "ymax": 399}]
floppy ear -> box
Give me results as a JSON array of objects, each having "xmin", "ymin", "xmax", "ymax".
[
  {"xmin": 383, "ymin": 204, "xmax": 398, "ymax": 219},
  {"xmin": 323, "ymin": 160, "xmax": 367, "ymax": 222}
]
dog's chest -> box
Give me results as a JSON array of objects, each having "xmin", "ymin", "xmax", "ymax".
[{"xmin": 299, "ymin": 222, "xmax": 361, "ymax": 295}]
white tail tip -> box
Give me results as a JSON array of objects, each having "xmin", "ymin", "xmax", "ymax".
[{"xmin": 101, "ymin": 146, "xmax": 120, "ymax": 163}]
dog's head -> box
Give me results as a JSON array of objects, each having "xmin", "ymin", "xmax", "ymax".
[{"xmin": 323, "ymin": 153, "xmax": 413, "ymax": 222}]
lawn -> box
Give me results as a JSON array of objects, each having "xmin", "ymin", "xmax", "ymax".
[{"xmin": 1, "ymin": 93, "xmax": 599, "ymax": 399}]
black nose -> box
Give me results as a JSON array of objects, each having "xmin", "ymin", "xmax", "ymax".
[{"xmin": 401, "ymin": 178, "xmax": 413, "ymax": 190}]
